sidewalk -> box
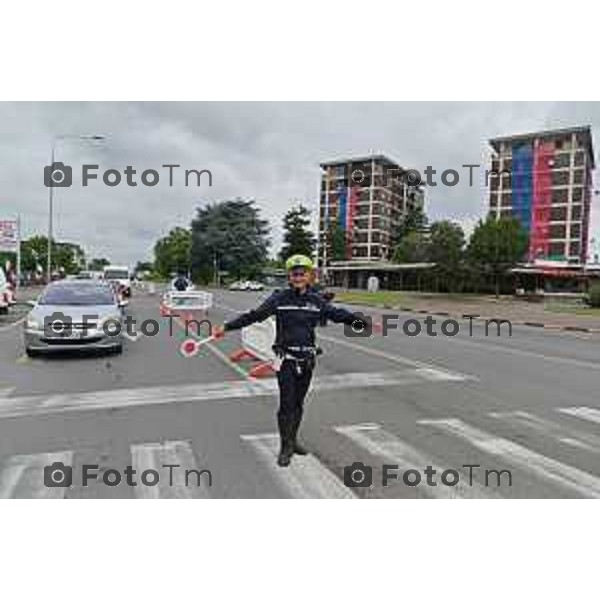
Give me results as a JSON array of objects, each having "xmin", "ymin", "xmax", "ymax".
[{"xmin": 334, "ymin": 290, "xmax": 600, "ymax": 335}]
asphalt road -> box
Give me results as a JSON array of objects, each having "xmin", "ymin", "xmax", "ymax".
[{"xmin": 1, "ymin": 286, "xmax": 600, "ymax": 498}]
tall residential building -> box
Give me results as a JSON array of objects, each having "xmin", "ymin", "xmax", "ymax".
[
  {"xmin": 317, "ymin": 154, "xmax": 424, "ymax": 268},
  {"xmin": 488, "ymin": 126, "xmax": 595, "ymax": 264}
]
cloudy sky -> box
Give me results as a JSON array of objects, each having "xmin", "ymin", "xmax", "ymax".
[{"xmin": 1, "ymin": 101, "xmax": 598, "ymax": 265}]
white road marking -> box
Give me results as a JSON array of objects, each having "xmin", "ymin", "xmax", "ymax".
[
  {"xmin": 419, "ymin": 418, "xmax": 600, "ymax": 498},
  {"xmin": 558, "ymin": 407, "xmax": 600, "ymax": 426},
  {"xmin": 490, "ymin": 410, "xmax": 600, "ymax": 454},
  {"xmin": 319, "ymin": 333, "xmax": 476, "ymax": 381},
  {"xmin": 0, "ymin": 450, "xmax": 73, "ymax": 499},
  {"xmin": 0, "ymin": 368, "xmax": 468, "ymax": 420},
  {"xmin": 241, "ymin": 433, "xmax": 355, "ymax": 499},
  {"xmin": 131, "ymin": 440, "xmax": 210, "ymax": 499},
  {"xmin": 0, "ymin": 387, "xmax": 15, "ymax": 398},
  {"xmin": 335, "ymin": 423, "xmax": 493, "ymax": 498}
]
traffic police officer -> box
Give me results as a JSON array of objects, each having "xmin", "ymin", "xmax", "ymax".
[{"xmin": 214, "ymin": 255, "xmax": 367, "ymax": 467}]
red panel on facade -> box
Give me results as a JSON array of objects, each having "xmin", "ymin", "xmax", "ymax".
[
  {"xmin": 345, "ymin": 185, "xmax": 359, "ymax": 259},
  {"xmin": 531, "ymin": 141, "xmax": 554, "ymax": 260}
]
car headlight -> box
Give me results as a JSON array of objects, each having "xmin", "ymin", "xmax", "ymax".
[{"xmin": 25, "ymin": 318, "xmax": 42, "ymax": 330}]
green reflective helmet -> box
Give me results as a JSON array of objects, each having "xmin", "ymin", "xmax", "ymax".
[{"xmin": 285, "ymin": 254, "xmax": 314, "ymax": 271}]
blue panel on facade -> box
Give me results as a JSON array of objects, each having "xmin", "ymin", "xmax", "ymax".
[
  {"xmin": 338, "ymin": 186, "xmax": 347, "ymax": 230},
  {"xmin": 511, "ymin": 143, "xmax": 533, "ymax": 231}
]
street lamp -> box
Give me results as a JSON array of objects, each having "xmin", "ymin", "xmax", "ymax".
[{"xmin": 47, "ymin": 134, "xmax": 106, "ymax": 282}]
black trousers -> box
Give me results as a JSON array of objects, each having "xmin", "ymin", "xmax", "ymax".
[{"xmin": 276, "ymin": 358, "xmax": 314, "ymax": 446}]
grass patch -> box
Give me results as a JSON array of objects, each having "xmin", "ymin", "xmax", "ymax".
[
  {"xmin": 544, "ymin": 304, "xmax": 600, "ymax": 317},
  {"xmin": 335, "ymin": 290, "xmax": 489, "ymax": 307}
]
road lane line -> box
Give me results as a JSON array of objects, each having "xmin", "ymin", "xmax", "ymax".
[
  {"xmin": 0, "ymin": 451, "xmax": 73, "ymax": 499},
  {"xmin": 558, "ymin": 407, "xmax": 600, "ymax": 426},
  {"xmin": 418, "ymin": 418, "xmax": 600, "ymax": 498},
  {"xmin": 334, "ymin": 423, "xmax": 493, "ymax": 498},
  {"xmin": 241, "ymin": 433, "xmax": 355, "ymax": 499},
  {"xmin": 490, "ymin": 410, "xmax": 600, "ymax": 454},
  {"xmin": 131, "ymin": 440, "xmax": 210, "ymax": 499},
  {"xmin": 0, "ymin": 368, "xmax": 467, "ymax": 419}
]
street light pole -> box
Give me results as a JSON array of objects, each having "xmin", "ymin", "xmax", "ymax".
[{"xmin": 47, "ymin": 134, "xmax": 106, "ymax": 283}]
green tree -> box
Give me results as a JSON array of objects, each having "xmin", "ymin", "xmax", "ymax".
[
  {"xmin": 392, "ymin": 230, "xmax": 430, "ymax": 263},
  {"xmin": 16, "ymin": 236, "xmax": 84, "ymax": 275},
  {"xmin": 427, "ymin": 221, "xmax": 465, "ymax": 292},
  {"xmin": 88, "ymin": 257, "xmax": 110, "ymax": 271},
  {"xmin": 391, "ymin": 203, "xmax": 427, "ymax": 248},
  {"xmin": 190, "ymin": 199, "xmax": 270, "ymax": 283},
  {"xmin": 278, "ymin": 204, "xmax": 316, "ymax": 262},
  {"xmin": 468, "ymin": 216, "xmax": 529, "ymax": 296},
  {"xmin": 325, "ymin": 220, "xmax": 347, "ymax": 262},
  {"xmin": 154, "ymin": 227, "xmax": 192, "ymax": 278}
]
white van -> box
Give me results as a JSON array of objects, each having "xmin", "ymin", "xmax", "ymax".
[{"xmin": 103, "ymin": 265, "xmax": 132, "ymax": 298}]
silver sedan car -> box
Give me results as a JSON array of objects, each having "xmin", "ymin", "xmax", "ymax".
[{"xmin": 24, "ymin": 281, "xmax": 125, "ymax": 357}]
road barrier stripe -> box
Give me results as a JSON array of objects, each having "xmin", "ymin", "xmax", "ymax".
[
  {"xmin": 131, "ymin": 440, "xmax": 210, "ymax": 499},
  {"xmin": 0, "ymin": 451, "xmax": 73, "ymax": 499},
  {"xmin": 240, "ymin": 433, "xmax": 355, "ymax": 499},
  {"xmin": 334, "ymin": 423, "xmax": 492, "ymax": 498},
  {"xmin": 418, "ymin": 418, "xmax": 600, "ymax": 498},
  {"xmin": 490, "ymin": 410, "xmax": 600, "ymax": 454}
]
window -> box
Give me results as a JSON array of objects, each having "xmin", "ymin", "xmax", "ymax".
[
  {"xmin": 549, "ymin": 242, "xmax": 565, "ymax": 257},
  {"xmin": 501, "ymin": 192, "xmax": 512, "ymax": 207},
  {"xmin": 574, "ymin": 151, "xmax": 585, "ymax": 167},
  {"xmin": 490, "ymin": 174, "xmax": 500, "ymax": 191},
  {"xmin": 489, "ymin": 193, "xmax": 498, "ymax": 208},
  {"xmin": 550, "ymin": 206, "xmax": 567, "ymax": 221},
  {"xmin": 572, "ymin": 169, "xmax": 584, "ymax": 185},
  {"xmin": 571, "ymin": 187, "xmax": 583, "ymax": 202},
  {"xmin": 549, "ymin": 224, "xmax": 567, "ymax": 239},
  {"xmin": 571, "ymin": 205, "xmax": 582, "ymax": 220},
  {"xmin": 569, "ymin": 242, "xmax": 580, "ymax": 256},
  {"xmin": 551, "ymin": 188, "xmax": 568, "ymax": 203},
  {"xmin": 502, "ymin": 159, "xmax": 512, "ymax": 171},
  {"xmin": 570, "ymin": 223, "xmax": 581, "ymax": 239},
  {"xmin": 371, "ymin": 246, "xmax": 381, "ymax": 258},
  {"xmin": 551, "ymin": 153, "xmax": 570, "ymax": 169},
  {"xmin": 551, "ymin": 171, "xmax": 569, "ymax": 186}
]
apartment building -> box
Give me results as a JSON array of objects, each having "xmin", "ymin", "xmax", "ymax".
[
  {"xmin": 317, "ymin": 154, "xmax": 424, "ymax": 269},
  {"xmin": 488, "ymin": 126, "xmax": 595, "ymax": 264}
]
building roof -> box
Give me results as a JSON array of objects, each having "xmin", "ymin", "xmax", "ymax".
[
  {"xmin": 320, "ymin": 154, "xmax": 400, "ymax": 169},
  {"xmin": 489, "ymin": 125, "xmax": 595, "ymax": 167}
]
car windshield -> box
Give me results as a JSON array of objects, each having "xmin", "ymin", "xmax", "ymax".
[
  {"xmin": 39, "ymin": 284, "xmax": 116, "ymax": 306},
  {"xmin": 104, "ymin": 269, "xmax": 128, "ymax": 279}
]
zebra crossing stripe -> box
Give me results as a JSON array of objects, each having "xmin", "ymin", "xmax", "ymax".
[
  {"xmin": 558, "ymin": 407, "xmax": 600, "ymax": 426},
  {"xmin": 241, "ymin": 433, "xmax": 356, "ymax": 499},
  {"xmin": 0, "ymin": 451, "xmax": 73, "ymax": 499},
  {"xmin": 334, "ymin": 423, "xmax": 493, "ymax": 498},
  {"xmin": 418, "ymin": 418, "xmax": 600, "ymax": 498},
  {"xmin": 130, "ymin": 440, "xmax": 210, "ymax": 499},
  {"xmin": 490, "ymin": 410, "xmax": 600, "ymax": 454}
]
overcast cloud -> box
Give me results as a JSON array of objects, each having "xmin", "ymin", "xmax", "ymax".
[{"xmin": 0, "ymin": 101, "xmax": 598, "ymax": 265}]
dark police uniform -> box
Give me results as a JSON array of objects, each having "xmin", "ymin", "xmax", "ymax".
[{"xmin": 224, "ymin": 286, "xmax": 366, "ymax": 464}]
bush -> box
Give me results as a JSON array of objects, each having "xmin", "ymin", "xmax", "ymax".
[{"xmin": 588, "ymin": 284, "xmax": 600, "ymax": 308}]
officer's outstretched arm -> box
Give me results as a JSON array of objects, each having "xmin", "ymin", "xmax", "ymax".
[
  {"xmin": 223, "ymin": 293, "xmax": 278, "ymax": 332},
  {"xmin": 322, "ymin": 303, "xmax": 368, "ymax": 328}
]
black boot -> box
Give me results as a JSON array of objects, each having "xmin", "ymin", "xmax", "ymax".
[
  {"xmin": 277, "ymin": 440, "xmax": 294, "ymax": 467},
  {"xmin": 294, "ymin": 441, "xmax": 309, "ymax": 455},
  {"xmin": 290, "ymin": 414, "xmax": 308, "ymax": 455}
]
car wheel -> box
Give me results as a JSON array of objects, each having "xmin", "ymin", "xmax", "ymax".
[
  {"xmin": 112, "ymin": 344, "xmax": 123, "ymax": 355},
  {"xmin": 0, "ymin": 306, "xmax": 8, "ymax": 315}
]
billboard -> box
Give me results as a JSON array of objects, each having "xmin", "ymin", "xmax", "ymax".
[{"xmin": 0, "ymin": 219, "xmax": 19, "ymax": 252}]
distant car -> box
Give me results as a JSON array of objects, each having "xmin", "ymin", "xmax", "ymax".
[
  {"xmin": 23, "ymin": 281, "xmax": 125, "ymax": 357},
  {"xmin": 103, "ymin": 265, "xmax": 132, "ymax": 298},
  {"xmin": 0, "ymin": 268, "xmax": 9, "ymax": 315}
]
